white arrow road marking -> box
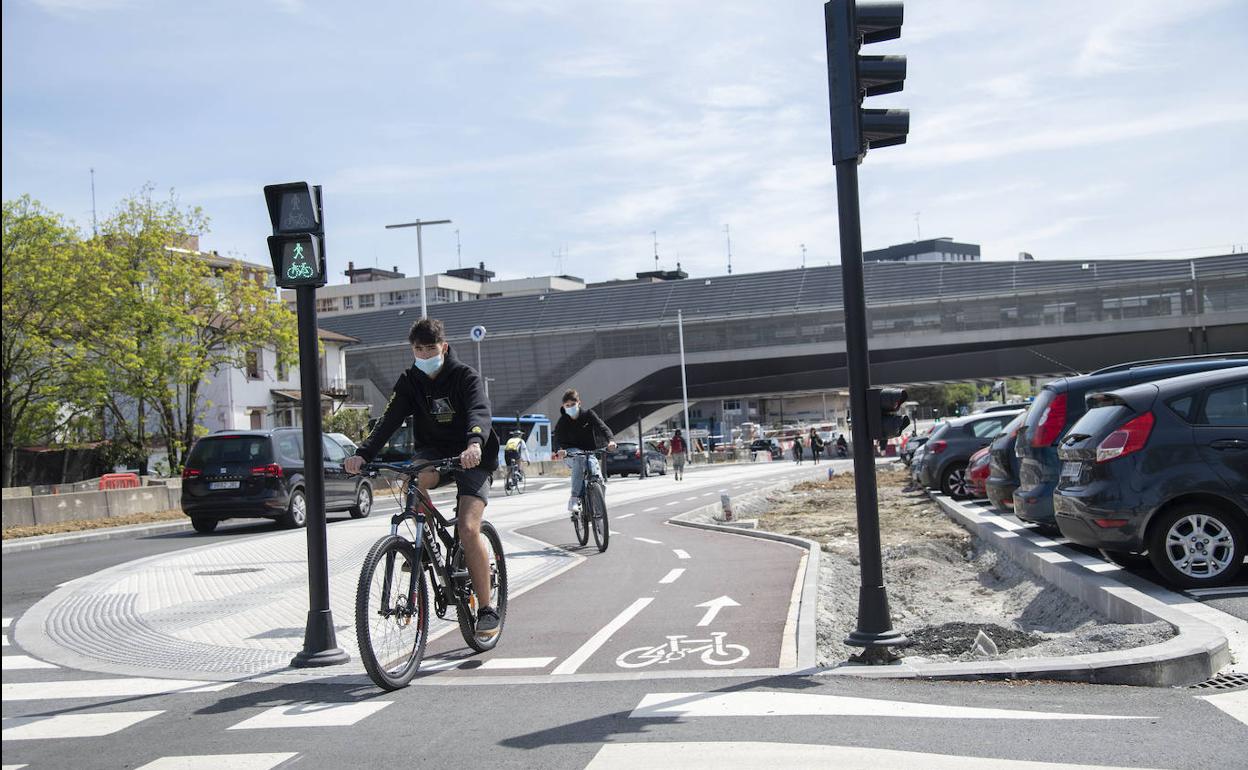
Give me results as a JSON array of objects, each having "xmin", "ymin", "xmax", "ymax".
[
  {"xmin": 3, "ymin": 711, "xmax": 163, "ymax": 740},
  {"xmin": 673, "ymin": 549, "xmax": 691, "ymax": 560},
  {"xmin": 135, "ymin": 753, "xmax": 299, "ymax": 770},
  {"xmin": 553, "ymin": 598, "xmax": 653, "ymax": 675},
  {"xmin": 629, "ymin": 692, "xmax": 1152, "ymax": 720},
  {"xmin": 659, "ymin": 569, "xmax": 686, "ymax": 584},
  {"xmin": 228, "ymin": 701, "xmax": 392, "ymax": 730},
  {"xmin": 586, "ymin": 742, "xmax": 1163, "ymax": 769},
  {"xmin": 695, "ymin": 596, "xmax": 740, "ymax": 626},
  {"xmin": 1198, "ymin": 691, "xmax": 1248, "ymax": 727}
]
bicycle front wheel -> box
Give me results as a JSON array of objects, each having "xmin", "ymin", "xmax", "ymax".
[
  {"xmin": 573, "ymin": 500, "xmax": 590, "ymax": 546},
  {"xmin": 456, "ymin": 521, "xmax": 509, "ymax": 652},
  {"xmin": 355, "ymin": 535, "xmax": 428, "ymax": 690},
  {"xmin": 588, "ymin": 480, "xmax": 609, "ymax": 552}
]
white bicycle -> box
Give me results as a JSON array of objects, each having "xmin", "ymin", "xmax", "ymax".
[{"xmin": 616, "ymin": 632, "xmax": 749, "ymax": 668}]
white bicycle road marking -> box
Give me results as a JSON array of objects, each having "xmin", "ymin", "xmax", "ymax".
[{"xmin": 616, "ymin": 632, "xmax": 749, "ymax": 669}]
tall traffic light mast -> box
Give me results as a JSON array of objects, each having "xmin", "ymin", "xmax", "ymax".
[{"xmin": 825, "ymin": 0, "xmax": 910, "ymax": 662}]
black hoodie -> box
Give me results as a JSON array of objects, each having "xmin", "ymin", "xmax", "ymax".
[
  {"xmin": 553, "ymin": 406, "xmax": 614, "ymax": 452},
  {"xmin": 357, "ymin": 345, "xmax": 498, "ymax": 470}
]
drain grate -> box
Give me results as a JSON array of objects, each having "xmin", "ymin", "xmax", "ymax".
[
  {"xmin": 195, "ymin": 567, "xmax": 266, "ymax": 576},
  {"xmin": 1187, "ymin": 672, "xmax": 1248, "ymax": 692}
]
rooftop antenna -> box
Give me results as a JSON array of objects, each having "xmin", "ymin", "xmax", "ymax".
[
  {"xmin": 90, "ymin": 168, "xmax": 98, "ymax": 236},
  {"xmin": 724, "ymin": 224, "xmax": 732, "ymax": 275},
  {"xmin": 914, "ymin": 211, "xmax": 921, "ymax": 241},
  {"xmin": 652, "ymin": 230, "xmax": 659, "ymax": 270},
  {"xmin": 801, "ymin": 243, "xmax": 807, "ymax": 269},
  {"xmin": 455, "ymin": 229, "xmax": 462, "ymax": 268}
]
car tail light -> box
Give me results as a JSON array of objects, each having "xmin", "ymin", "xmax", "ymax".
[
  {"xmin": 1031, "ymin": 393, "xmax": 1068, "ymax": 446},
  {"xmin": 635, "ymin": 449, "xmax": 642, "ymax": 459},
  {"xmin": 1095, "ymin": 412, "xmax": 1154, "ymax": 463},
  {"xmin": 251, "ymin": 463, "xmax": 283, "ymax": 478},
  {"xmin": 181, "ymin": 467, "xmax": 201, "ymax": 479},
  {"xmin": 929, "ymin": 440, "xmax": 947, "ymax": 454}
]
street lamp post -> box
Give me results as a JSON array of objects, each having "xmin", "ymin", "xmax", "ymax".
[
  {"xmin": 384, "ymin": 218, "xmax": 452, "ymax": 319},
  {"xmin": 678, "ymin": 310, "xmax": 692, "ymax": 459}
]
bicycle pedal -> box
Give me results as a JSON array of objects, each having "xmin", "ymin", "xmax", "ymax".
[{"xmin": 452, "ymin": 569, "xmax": 470, "ymax": 580}]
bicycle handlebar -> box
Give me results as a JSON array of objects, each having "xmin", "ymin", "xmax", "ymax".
[{"xmin": 357, "ymin": 458, "xmax": 462, "ymax": 477}]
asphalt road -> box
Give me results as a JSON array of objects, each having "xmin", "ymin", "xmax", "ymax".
[{"xmin": 4, "ymin": 460, "xmax": 1247, "ymax": 768}]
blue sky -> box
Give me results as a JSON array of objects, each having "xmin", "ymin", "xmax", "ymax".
[{"xmin": 4, "ymin": 0, "xmax": 1246, "ymax": 283}]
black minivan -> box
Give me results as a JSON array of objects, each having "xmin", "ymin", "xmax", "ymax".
[
  {"xmin": 181, "ymin": 429, "xmax": 373, "ymax": 533},
  {"xmin": 1054, "ymin": 367, "xmax": 1247, "ymax": 588},
  {"xmin": 1014, "ymin": 355, "xmax": 1248, "ymax": 530}
]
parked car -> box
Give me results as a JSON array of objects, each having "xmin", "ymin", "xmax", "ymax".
[
  {"xmin": 986, "ymin": 410, "xmax": 1029, "ymax": 512},
  {"xmin": 605, "ymin": 441, "xmax": 667, "ymax": 478},
  {"xmin": 327, "ymin": 432, "xmax": 359, "ymax": 454},
  {"xmin": 966, "ymin": 446, "xmax": 992, "ymax": 499},
  {"xmin": 900, "ymin": 423, "xmax": 940, "ymax": 466},
  {"xmin": 1054, "ymin": 367, "xmax": 1247, "ymax": 588},
  {"xmin": 181, "ymin": 429, "xmax": 373, "ymax": 533},
  {"xmin": 1015, "ymin": 355, "xmax": 1248, "ymax": 531},
  {"xmin": 750, "ymin": 438, "xmax": 784, "ymax": 460},
  {"xmin": 918, "ymin": 410, "xmax": 1025, "ymax": 497}
]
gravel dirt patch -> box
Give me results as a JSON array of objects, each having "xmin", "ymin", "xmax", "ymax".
[
  {"xmin": 3, "ymin": 509, "xmax": 185, "ymax": 539},
  {"xmin": 760, "ymin": 466, "xmax": 1175, "ymax": 666}
]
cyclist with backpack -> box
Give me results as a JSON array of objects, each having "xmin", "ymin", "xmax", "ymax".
[
  {"xmin": 503, "ymin": 429, "xmax": 529, "ymax": 491},
  {"xmin": 552, "ymin": 389, "xmax": 616, "ymax": 514}
]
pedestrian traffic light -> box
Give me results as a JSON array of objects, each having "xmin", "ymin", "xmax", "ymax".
[
  {"xmin": 264, "ymin": 182, "xmax": 326, "ymax": 289},
  {"xmin": 866, "ymin": 387, "xmax": 910, "ymax": 440},
  {"xmin": 825, "ymin": 0, "xmax": 909, "ymax": 163}
]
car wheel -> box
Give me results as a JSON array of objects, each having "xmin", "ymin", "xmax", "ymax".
[
  {"xmin": 349, "ymin": 483, "xmax": 373, "ymax": 519},
  {"xmin": 1098, "ymin": 549, "xmax": 1151, "ymax": 569},
  {"xmin": 940, "ymin": 463, "xmax": 971, "ymax": 498},
  {"xmin": 1148, "ymin": 503, "xmax": 1244, "ymax": 588},
  {"xmin": 191, "ymin": 517, "xmax": 218, "ymax": 534},
  {"xmin": 282, "ymin": 489, "xmax": 308, "ymax": 529}
]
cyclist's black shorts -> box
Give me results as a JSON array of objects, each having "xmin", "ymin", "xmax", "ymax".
[
  {"xmin": 412, "ymin": 447, "xmax": 491, "ymax": 504},
  {"xmin": 504, "ymin": 449, "xmax": 520, "ymax": 467}
]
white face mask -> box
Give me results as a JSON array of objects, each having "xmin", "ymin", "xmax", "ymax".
[
  {"xmin": 565, "ymin": 405, "xmax": 580, "ymax": 419},
  {"xmin": 414, "ymin": 354, "xmax": 443, "ymax": 376}
]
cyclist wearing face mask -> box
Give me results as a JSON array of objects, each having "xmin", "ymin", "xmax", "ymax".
[
  {"xmin": 552, "ymin": 389, "xmax": 616, "ymax": 513},
  {"xmin": 345, "ymin": 318, "xmax": 502, "ymax": 638}
]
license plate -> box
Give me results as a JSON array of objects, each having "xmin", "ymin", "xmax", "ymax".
[
  {"xmin": 1060, "ymin": 461, "xmax": 1082, "ymax": 480},
  {"xmin": 209, "ymin": 481, "xmax": 240, "ymax": 490}
]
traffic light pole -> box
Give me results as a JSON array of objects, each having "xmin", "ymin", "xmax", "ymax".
[
  {"xmin": 835, "ymin": 157, "xmax": 908, "ymax": 661},
  {"xmin": 290, "ymin": 285, "xmax": 349, "ymax": 668}
]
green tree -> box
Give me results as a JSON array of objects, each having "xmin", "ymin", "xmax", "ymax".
[
  {"xmin": 93, "ymin": 188, "xmax": 298, "ymax": 471},
  {"xmin": 324, "ymin": 407, "xmax": 371, "ymax": 442},
  {"xmin": 1, "ymin": 197, "xmax": 110, "ymax": 486}
]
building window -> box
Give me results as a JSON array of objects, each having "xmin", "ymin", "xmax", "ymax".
[
  {"xmin": 723, "ymin": 400, "xmax": 741, "ymax": 412},
  {"xmin": 245, "ymin": 349, "xmax": 262, "ymax": 380},
  {"xmin": 316, "ymin": 297, "xmax": 339, "ymax": 313},
  {"xmin": 382, "ymin": 290, "xmax": 416, "ymax": 307},
  {"xmin": 358, "ymin": 293, "xmax": 375, "ymax": 309},
  {"xmin": 342, "ymin": 296, "xmax": 353, "ymax": 310}
]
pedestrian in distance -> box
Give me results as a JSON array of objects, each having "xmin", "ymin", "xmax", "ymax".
[
  {"xmin": 344, "ymin": 317, "xmax": 503, "ymax": 640},
  {"xmin": 793, "ymin": 434, "xmax": 804, "ymax": 465},
  {"xmin": 808, "ymin": 428, "xmax": 825, "ymax": 464},
  {"xmin": 552, "ymin": 389, "xmax": 616, "ymax": 513},
  {"xmin": 669, "ymin": 429, "xmax": 688, "ymax": 481}
]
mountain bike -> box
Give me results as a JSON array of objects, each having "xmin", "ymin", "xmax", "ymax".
[
  {"xmin": 503, "ymin": 461, "xmax": 526, "ymax": 495},
  {"xmin": 565, "ymin": 448, "xmax": 608, "ymax": 552},
  {"xmin": 353, "ymin": 458, "xmax": 508, "ymax": 690}
]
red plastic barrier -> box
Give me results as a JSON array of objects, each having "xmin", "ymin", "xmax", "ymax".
[{"xmin": 100, "ymin": 473, "xmax": 140, "ymax": 490}]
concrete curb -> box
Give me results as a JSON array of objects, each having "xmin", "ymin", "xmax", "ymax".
[
  {"xmin": 668, "ymin": 470, "xmax": 827, "ymax": 671},
  {"xmin": 811, "ymin": 493, "xmax": 1229, "ymax": 687},
  {"xmin": 2, "ymin": 519, "xmax": 195, "ymax": 553}
]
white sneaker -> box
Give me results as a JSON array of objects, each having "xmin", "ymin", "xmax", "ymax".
[{"xmin": 568, "ymin": 496, "xmax": 579, "ymax": 513}]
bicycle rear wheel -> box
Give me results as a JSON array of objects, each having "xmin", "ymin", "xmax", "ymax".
[
  {"xmin": 588, "ymin": 480, "xmax": 609, "ymax": 552},
  {"xmin": 456, "ymin": 521, "xmax": 509, "ymax": 652},
  {"xmin": 355, "ymin": 535, "xmax": 428, "ymax": 690}
]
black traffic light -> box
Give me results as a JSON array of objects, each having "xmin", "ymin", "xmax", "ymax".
[
  {"xmin": 264, "ymin": 182, "xmax": 326, "ymax": 288},
  {"xmin": 866, "ymin": 387, "xmax": 910, "ymax": 440},
  {"xmin": 825, "ymin": 0, "xmax": 909, "ymax": 163}
]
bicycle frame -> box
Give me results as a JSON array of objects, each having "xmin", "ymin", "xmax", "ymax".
[{"xmin": 384, "ymin": 476, "xmax": 465, "ymax": 620}]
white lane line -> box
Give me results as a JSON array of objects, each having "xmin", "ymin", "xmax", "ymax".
[
  {"xmin": 1, "ymin": 636, "xmax": 9, "ymax": 647},
  {"xmin": 634, "ymin": 537, "xmax": 662, "ymax": 545},
  {"xmin": 135, "ymin": 754, "xmax": 299, "ymax": 770},
  {"xmin": 1, "ymin": 618, "xmax": 10, "ymax": 628},
  {"xmin": 685, "ymin": 496, "xmax": 699, "ymax": 501},
  {"xmin": 665, "ymin": 501, "xmax": 680, "ymax": 506},
  {"xmin": 673, "ymin": 549, "xmax": 691, "ymax": 560},
  {"xmin": 585, "ymin": 742, "xmax": 1161, "ymax": 769},
  {"xmin": 2, "ymin": 711, "xmax": 163, "ymax": 741},
  {"xmin": 1186, "ymin": 586, "xmax": 1248, "ymax": 598},
  {"xmin": 616, "ymin": 513, "xmax": 635, "ymax": 519},
  {"xmin": 659, "ymin": 569, "xmax": 686, "ymax": 584},
  {"xmin": 701, "ymin": 492, "xmax": 715, "ymax": 497},
  {"xmin": 552, "ymin": 598, "xmax": 653, "ymax": 676},
  {"xmin": 1198, "ymin": 691, "xmax": 1248, "ymax": 727},
  {"xmin": 2, "ymin": 678, "xmax": 234, "ymax": 701},
  {"xmin": 541, "ymin": 483, "xmax": 563, "ymax": 490},
  {"xmin": 3, "ymin": 764, "xmax": 28, "ymax": 769},
  {"xmin": 643, "ymin": 507, "xmax": 659, "ymax": 512},
  {"xmin": 1, "ymin": 654, "xmax": 58, "ymax": 670},
  {"xmin": 419, "ymin": 658, "xmax": 469, "ymax": 671},
  {"xmin": 228, "ymin": 701, "xmax": 393, "ymax": 730},
  {"xmin": 478, "ymin": 657, "xmax": 556, "ymax": 670},
  {"xmin": 630, "ymin": 692, "xmax": 1150, "ymax": 720}
]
